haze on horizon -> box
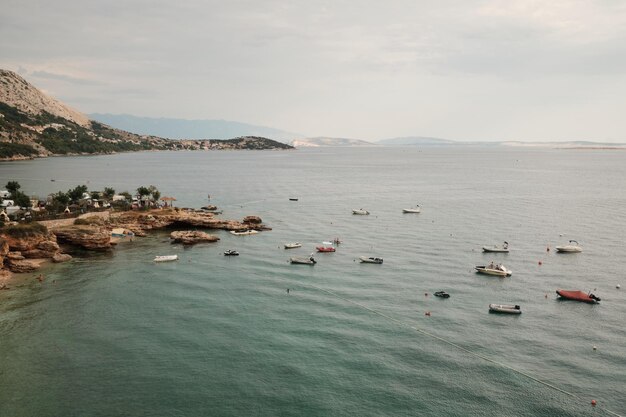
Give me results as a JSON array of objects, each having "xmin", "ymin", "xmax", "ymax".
[{"xmin": 2, "ymin": 0, "xmax": 626, "ymax": 143}]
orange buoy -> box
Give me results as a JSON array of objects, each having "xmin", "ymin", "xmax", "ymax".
[
  {"xmin": 425, "ymin": 292, "xmax": 428, "ymax": 297},
  {"xmin": 591, "ymin": 400, "xmax": 597, "ymax": 406},
  {"xmin": 538, "ymin": 260, "xmax": 542, "ymax": 265},
  {"xmin": 544, "ymin": 293, "xmax": 548, "ymax": 298},
  {"xmin": 546, "ymin": 246, "xmax": 550, "ymax": 252}
]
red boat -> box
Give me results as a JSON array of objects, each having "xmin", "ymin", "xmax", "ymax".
[
  {"xmin": 556, "ymin": 289, "xmax": 601, "ymax": 303},
  {"xmin": 316, "ymin": 246, "xmax": 336, "ymax": 253}
]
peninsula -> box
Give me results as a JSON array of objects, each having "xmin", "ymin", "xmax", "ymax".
[{"xmin": 0, "ymin": 69, "xmax": 293, "ymax": 161}]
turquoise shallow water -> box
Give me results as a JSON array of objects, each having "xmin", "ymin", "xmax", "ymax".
[{"xmin": 1, "ymin": 147, "xmax": 625, "ymax": 416}]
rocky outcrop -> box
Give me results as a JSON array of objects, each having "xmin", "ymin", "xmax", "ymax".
[
  {"xmin": 53, "ymin": 225, "xmax": 112, "ymax": 251},
  {"xmin": 110, "ymin": 209, "xmax": 271, "ymax": 233},
  {"xmin": 0, "ymin": 227, "xmax": 66, "ymax": 272},
  {"xmin": 243, "ymin": 215, "xmax": 263, "ymax": 224},
  {"xmin": 52, "ymin": 253, "xmax": 72, "ymax": 263},
  {"xmin": 6, "ymin": 258, "xmax": 40, "ymax": 273},
  {"xmin": 170, "ymin": 231, "xmax": 220, "ymax": 245}
]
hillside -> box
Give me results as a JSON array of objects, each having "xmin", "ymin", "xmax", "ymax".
[
  {"xmin": 0, "ymin": 70, "xmax": 292, "ymax": 160},
  {"xmin": 291, "ymin": 137, "xmax": 375, "ymax": 147},
  {"xmin": 90, "ymin": 113, "xmax": 299, "ymax": 143}
]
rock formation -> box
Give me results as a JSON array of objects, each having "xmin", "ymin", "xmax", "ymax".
[
  {"xmin": 170, "ymin": 231, "xmax": 220, "ymax": 245},
  {"xmin": 53, "ymin": 225, "xmax": 112, "ymax": 251}
]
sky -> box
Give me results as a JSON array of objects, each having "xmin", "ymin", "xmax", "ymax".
[{"xmin": 2, "ymin": 0, "xmax": 626, "ymax": 142}]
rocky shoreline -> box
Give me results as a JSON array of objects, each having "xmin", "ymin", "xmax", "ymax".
[{"xmin": 0, "ymin": 208, "xmax": 270, "ymax": 282}]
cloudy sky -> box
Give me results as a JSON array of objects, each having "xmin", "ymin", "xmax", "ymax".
[{"xmin": 2, "ymin": 0, "xmax": 626, "ymax": 141}]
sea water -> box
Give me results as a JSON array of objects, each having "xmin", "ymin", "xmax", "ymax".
[{"xmin": 0, "ymin": 147, "xmax": 625, "ymax": 416}]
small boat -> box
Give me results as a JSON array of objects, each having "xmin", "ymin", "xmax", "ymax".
[
  {"xmin": 284, "ymin": 242, "xmax": 302, "ymax": 249},
  {"xmin": 154, "ymin": 255, "xmax": 178, "ymax": 262},
  {"xmin": 289, "ymin": 198, "xmax": 299, "ymax": 201},
  {"xmin": 434, "ymin": 291, "xmax": 450, "ymax": 298},
  {"xmin": 489, "ymin": 304, "xmax": 522, "ymax": 314},
  {"xmin": 111, "ymin": 228, "xmax": 135, "ymax": 238},
  {"xmin": 290, "ymin": 256, "xmax": 316, "ymax": 265},
  {"xmin": 556, "ymin": 289, "xmax": 600, "ymax": 303},
  {"xmin": 359, "ymin": 256, "xmax": 383, "ymax": 264},
  {"xmin": 224, "ymin": 250, "xmax": 239, "ymax": 256},
  {"xmin": 316, "ymin": 246, "xmax": 336, "ymax": 252},
  {"xmin": 230, "ymin": 230, "xmax": 259, "ymax": 236},
  {"xmin": 352, "ymin": 209, "xmax": 370, "ymax": 215},
  {"xmin": 556, "ymin": 240, "xmax": 582, "ymax": 253},
  {"xmin": 483, "ymin": 241, "xmax": 509, "ymax": 253},
  {"xmin": 332, "ymin": 238, "xmax": 342, "ymax": 245},
  {"xmin": 402, "ymin": 205, "xmax": 421, "ymax": 213},
  {"xmin": 475, "ymin": 264, "xmax": 512, "ymax": 277}
]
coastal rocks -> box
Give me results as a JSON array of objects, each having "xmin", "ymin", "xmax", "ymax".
[
  {"xmin": 52, "ymin": 253, "xmax": 72, "ymax": 263},
  {"xmin": 170, "ymin": 231, "xmax": 220, "ymax": 245},
  {"xmin": 243, "ymin": 215, "xmax": 263, "ymax": 224},
  {"xmin": 1, "ymin": 231, "xmax": 56, "ymax": 253},
  {"xmin": 22, "ymin": 240, "xmax": 61, "ymax": 259},
  {"xmin": 7, "ymin": 258, "xmax": 40, "ymax": 273},
  {"xmin": 53, "ymin": 225, "xmax": 112, "ymax": 251}
]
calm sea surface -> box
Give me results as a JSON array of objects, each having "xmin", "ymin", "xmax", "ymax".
[{"xmin": 1, "ymin": 147, "xmax": 625, "ymax": 416}]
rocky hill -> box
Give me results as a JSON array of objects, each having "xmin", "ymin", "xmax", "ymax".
[{"xmin": 0, "ymin": 69, "xmax": 292, "ymax": 160}]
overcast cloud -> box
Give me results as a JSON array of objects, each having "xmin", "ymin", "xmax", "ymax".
[{"xmin": 2, "ymin": 0, "xmax": 626, "ymax": 141}]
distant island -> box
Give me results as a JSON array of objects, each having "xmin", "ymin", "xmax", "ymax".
[{"xmin": 0, "ymin": 69, "xmax": 293, "ymax": 161}]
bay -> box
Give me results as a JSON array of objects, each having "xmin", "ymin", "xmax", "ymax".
[{"xmin": 1, "ymin": 147, "xmax": 625, "ymax": 416}]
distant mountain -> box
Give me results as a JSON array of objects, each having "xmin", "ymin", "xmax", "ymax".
[
  {"xmin": 376, "ymin": 136, "xmax": 457, "ymax": 146},
  {"xmin": 89, "ymin": 113, "xmax": 299, "ymax": 143},
  {"xmin": 0, "ymin": 69, "xmax": 293, "ymax": 160},
  {"xmin": 291, "ymin": 137, "xmax": 376, "ymax": 147}
]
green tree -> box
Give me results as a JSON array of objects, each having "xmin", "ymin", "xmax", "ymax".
[
  {"xmin": 67, "ymin": 185, "xmax": 88, "ymax": 203},
  {"xmin": 52, "ymin": 191, "xmax": 70, "ymax": 206},
  {"xmin": 5, "ymin": 181, "xmax": 21, "ymax": 194},
  {"xmin": 13, "ymin": 191, "xmax": 31, "ymax": 208},
  {"xmin": 148, "ymin": 185, "xmax": 161, "ymax": 203},
  {"xmin": 103, "ymin": 187, "xmax": 115, "ymax": 200},
  {"xmin": 136, "ymin": 186, "xmax": 150, "ymax": 198},
  {"xmin": 120, "ymin": 191, "xmax": 132, "ymax": 201}
]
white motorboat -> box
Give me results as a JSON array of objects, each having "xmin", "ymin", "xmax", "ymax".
[
  {"xmin": 284, "ymin": 242, "xmax": 302, "ymax": 249},
  {"xmin": 402, "ymin": 206, "xmax": 421, "ymax": 213},
  {"xmin": 224, "ymin": 250, "xmax": 239, "ymax": 256},
  {"xmin": 359, "ymin": 256, "xmax": 383, "ymax": 264},
  {"xmin": 352, "ymin": 209, "xmax": 370, "ymax": 215},
  {"xmin": 290, "ymin": 256, "xmax": 316, "ymax": 265},
  {"xmin": 556, "ymin": 240, "xmax": 582, "ymax": 253},
  {"xmin": 154, "ymin": 255, "xmax": 178, "ymax": 262},
  {"xmin": 489, "ymin": 304, "xmax": 522, "ymax": 314},
  {"xmin": 230, "ymin": 230, "xmax": 259, "ymax": 236},
  {"xmin": 475, "ymin": 263, "xmax": 512, "ymax": 277},
  {"xmin": 482, "ymin": 241, "xmax": 509, "ymax": 253}
]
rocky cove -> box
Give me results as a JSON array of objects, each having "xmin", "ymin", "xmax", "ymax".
[{"xmin": 0, "ymin": 208, "xmax": 269, "ymax": 283}]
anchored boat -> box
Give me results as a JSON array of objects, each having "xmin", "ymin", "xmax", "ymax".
[
  {"xmin": 284, "ymin": 242, "xmax": 302, "ymax": 249},
  {"xmin": 556, "ymin": 240, "xmax": 582, "ymax": 253},
  {"xmin": 556, "ymin": 289, "xmax": 600, "ymax": 303},
  {"xmin": 489, "ymin": 304, "xmax": 522, "ymax": 314},
  {"xmin": 475, "ymin": 263, "xmax": 512, "ymax": 277},
  {"xmin": 316, "ymin": 246, "xmax": 336, "ymax": 253},
  {"xmin": 434, "ymin": 291, "xmax": 450, "ymax": 298},
  {"xmin": 359, "ymin": 256, "xmax": 383, "ymax": 264},
  {"xmin": 154, "ymin": 255, "xmax": 178, "ymax": 262},
  {"xmin": 352, "ymin": 209, "xmax": 370, "ymax": 215},
  {"xmin": 290, "ymin": 256, "xmax": 316, "ymax": 265},
  {"xmin": 230, "ymin": 230, "xmax": 259, "ymax": 236},
  {"xmin": 402, "ymin": 205, "xmax": 421, "ymax": 213},
  {"xmin": 224, "ymin": 250, "xmax": 239, "ymax": 256},
  {"xmin": 482, "ymin": 241, "xmax": 509, "ymax": 253}
]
